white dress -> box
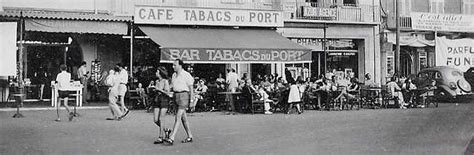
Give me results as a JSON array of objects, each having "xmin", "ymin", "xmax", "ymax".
[{"xmin": 288, "ymin": 84, "xmax": 302, "ymax": 103}]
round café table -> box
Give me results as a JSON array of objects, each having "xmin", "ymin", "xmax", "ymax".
[{"xmin": 217, "ymin": 92, "xmax": 241, "ymax": 113}]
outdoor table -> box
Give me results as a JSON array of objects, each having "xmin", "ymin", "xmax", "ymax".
[
  {"xmin": 51, "ymin": 82, "xmax": 83, "ymax": 107},
  {"xmin": 360, "ymin": 87, "xmax": 382, "ymax": 108},
  {"xmin": 24, "ymin": 85, "xmax": 39, "ymax": 100},
  {"xmin": 217, "ymin": 92, "xmax": 241, "ymax": 112},
  {"xmin": 410, "ymin": 88, "xmax": 435, "ymax": 107}
]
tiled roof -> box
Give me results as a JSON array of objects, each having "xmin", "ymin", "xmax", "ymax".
[{"xmin": 0, "ymin": 9, "xmax": 132, "ymax": 22}]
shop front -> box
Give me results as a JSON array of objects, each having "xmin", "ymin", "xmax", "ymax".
[
  {"xmin": 280, "ymin": 26, "xmax": 380, "ymax": 82},
  {"xmin": 0, "ymin": 9, "xmax": 131, "ymax": 101},
  {"xmin": 386, "ymin": 32, "xmax": 435, "ymax": 77},
  {"xmin": 289, "ymin": 38, "xmax": 360, "ymax": 79},
  {"xmin": 134, "ymin": 6, "xmax": 311, "ymax": 83}
]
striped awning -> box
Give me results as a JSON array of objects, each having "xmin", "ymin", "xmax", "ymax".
[
  {"xmin": 0, "ymin": 9, "xmax": 132, "ymax": 22},
  {"xmin": 25, "ymin": 19, "xmax": 128, "ymax": 35}
]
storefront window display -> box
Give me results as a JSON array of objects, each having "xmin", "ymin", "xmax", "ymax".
[
  {"xmin": 292, "ymin": 38, "xmax": 359, "ymax": 79},
  {"xmin": 327, "ymin": 52, "xmax": 358, "ymax": 78}
]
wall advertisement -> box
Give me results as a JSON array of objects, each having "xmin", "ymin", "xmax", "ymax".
[
  {"xmin": 411, "ymin": 12, "xmax": 474, "ymax": 32},
  {"xmin": 135, "ymin": 6, "xmax": 283, "ymax": 27},
  {"xmin": 436, "ymin": 36, "xmax": 474, "ymax": 71}
]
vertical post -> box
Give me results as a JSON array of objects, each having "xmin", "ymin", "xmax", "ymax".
[
  {"xmin": 395, "ymin": 0, "xmax": 400, "ymax": 75},
  {"xmin": 308, "ymin": 62, "xmax": 311, "ymax": 78},
  {"xmin": 323, "ymin": 23, "xmax": 327, "ymax": 74},
  {"xmin": 129, "ymin": 21, "xmax": 134, "ymax": 79},
  {"xmin": 434, "ymin": 29, "xmax": 437, "ymax": 66},
  {"xmin": 18, "ymin": 12, "xmax": 24, "ymax": 86},
  {"xmin": 94, "ymin": 0, "xmax": 98, "ymax": 14},
  {"xmin": 64, "ymin": 48, "xmax": 67, "ymax": 65},
  {"xmin": 317, "ymin": 52, "xmax": 320, "ymax": 76}
]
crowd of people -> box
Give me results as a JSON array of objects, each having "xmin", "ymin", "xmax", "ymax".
[
  {"xmin": 52, "ymin": 59, "xmax": 439, "ymax": 146},
  {"xmin": 133, "ymin": 66, "xmax": 440, "ymax": 117}
]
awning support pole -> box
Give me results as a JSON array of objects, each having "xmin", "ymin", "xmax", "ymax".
[
  {"xmin": 395, "ymin": 0, "xmax": 400, "ymax": 76},
  {"xmin": 323, "ymin": 23, "xmax": 327, "ymax": 75},
  {"xmin": 18, "ymin": 11, "xmax": 24, "ymax": 87},
  {"xmin": 129, "ymin": 20, "xmax": 134, "ymax": 79},
  {"xmin": 433, "ymin": 28, "xmax": 438, "ymax": 66}
]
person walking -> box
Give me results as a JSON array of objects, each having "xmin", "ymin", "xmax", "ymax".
[
  {"xmin": 116, "ymin": 63, "xmax": 130, "ymax": 118},
  {"xmin": 152, "ymin": 67, "xmax": 172, "ymax": 144},
  {"xmin": 164, "ymin": 59, "xmax": 194, "ymax": 145},
  {"xmin": 77, "ymin": 61, "xmax": 89, "ymax": 104},
  {"xmin": 55, "ymin": 64, "xmax": 74, "ymax": 122},
  {"xmin": 287, "ymin": 79, "xmax": 303, "ymax": 114},
  {"xmin": 105, "ymin": 69, "xmax": 123, "ymax": 121}
]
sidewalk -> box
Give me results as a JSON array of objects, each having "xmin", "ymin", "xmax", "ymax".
[{"xmin": 0, "ymin": 100, "xmax": 109, "ymax": 111}]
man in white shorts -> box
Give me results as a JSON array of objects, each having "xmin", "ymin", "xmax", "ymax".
[
  {"xmin": 116, "ymin": 63, "xmax": 130, "ymax": 118},
  {"xmin": 105, "ymin": 69, "xmax": 123, "ymax": 120}
]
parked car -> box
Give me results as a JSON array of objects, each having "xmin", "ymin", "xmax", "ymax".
[
  {"xmin": 414, "ymin": 66, "xmax": 472, "ymax": 98},
  {"xmin": 464, "ymin": 67, "xmax": 474, "ymax": 88}
]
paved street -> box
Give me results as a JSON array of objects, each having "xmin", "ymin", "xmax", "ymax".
[{"xmin": 1, "ymin": 102, "xmax": 473, "ymax": 155}]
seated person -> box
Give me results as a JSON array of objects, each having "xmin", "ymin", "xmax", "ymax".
[
  {"xmin": 402, "ymin": 78, "xmax": 417, "ymax": 105},
  {"xmin": 387, "ymin": 76, "xmax": 406, "ymax": 108},
  {"xmin": 418, "ymin": 80, "xmax": 437, "ymax": 107},
  {"xmin": 136, "ymin": 83, "xmax": 148, "ymax": 107},
  {"xmin": 241, "ymin": 79, "xmax": 258, "ymax": 111},
  {"xmin": 334, "ymin": 78, "xmax": 360, "ymax": 102},
  {"xmin": 216, "ymin": 81, "xmax": 226, "ymax": 92},
  {"xmin": 256, "ymin": 84, "xmax": 274, "ymax": 115},
  {"xmin": 191, "ymin": 79, "xmax": 208, "ymax": 112}
]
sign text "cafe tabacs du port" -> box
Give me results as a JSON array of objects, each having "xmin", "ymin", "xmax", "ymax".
[{"xmin": 134, "ymin": 6, "xmax": 283, "ymax": 27}]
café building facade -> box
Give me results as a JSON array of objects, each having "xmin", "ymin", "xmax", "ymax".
[{"xmin": 134, "ymin": 6, "xmax": 311, "ymax": 82}]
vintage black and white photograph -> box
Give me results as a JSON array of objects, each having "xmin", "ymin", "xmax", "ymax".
[{"xmin": 0, "ymin": 0, "xmax": 473, "ymax": 154}]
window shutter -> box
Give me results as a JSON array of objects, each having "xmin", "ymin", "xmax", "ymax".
[
  {"xmin": 430, "ymin": 0, "xmax": 444, "ymax": 13},
  {"xmin": 463, "ymin": 0, "xmax": 474, "ymax": 14}
]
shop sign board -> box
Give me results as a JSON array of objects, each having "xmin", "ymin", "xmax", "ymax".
[
  {"xmin": 290, "ymin": 38, "xmax": 324, "ymax": 51},
  {"xmin": 160, "ymin": 48, "xmax": 311, "ymax": 63},
  {"xmin": 135, "ymin": 6, "xmax": 283, "ymax": 27},
  {"xmin": 411, "ymin": 12, "xmax": 474, "ymax": 32},
  {"xmin": 302, "ymin": 7, "xmax": 337, "ymax": 18},
  {"xmin": 328, "ymin": 52, "xmax": 356, "ymax": 56},
  {"xmin": 290, "ymin": 38, "xmax": 355, "ymax": 51},
  {"xmin": 436, "ymin": 36, "xmax": 474, "ymax": 71}
]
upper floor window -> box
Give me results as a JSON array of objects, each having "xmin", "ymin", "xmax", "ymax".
[
  {"xmin": 343, "ymin": 0, "xmax": 357, "ymax": 6},
  {"xmin": 463, "ymin": 0, "xmax": 474, "ymax": 14},
  {"xmin": 430, "ymin": 0, "xmax": 444, "ymax": 13}
]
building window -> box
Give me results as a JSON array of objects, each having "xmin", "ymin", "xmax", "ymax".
[
  {"xmin": 430, "ymin": 0, "xmax": 444, "ymax": 13},
  {"xmin": 419, "ymin": 50, "xmax": 427, "ymax": 69},
  {"xmin": 401, "ymin": 0, "xmax": 412, "ymax": 16},
  {"xmin": 387, "ymin": 51, "xmax": 395, "ymax": 77},
  {"xmin": 343, "ymin": 0, "xmax": 357, "ymax": 6},
  {"xmin": 463, "ymin": 0, "xmax": 474, "ymax": 14}
]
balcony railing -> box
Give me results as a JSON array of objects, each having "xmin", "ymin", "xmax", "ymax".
[
  {"xmin": 399, "ymin": 16, "xmax": 412, "ymax": 29},
  {"xmin": 111, "ymin": 0, "xmax": 283, "ymax": 16},
  {"xmin": 387, "ymin": 15, "xmax": 412, "ymax": 30},
  {"xmin": 282, "ymin": 2, "xmax": 380, "ymax": 23}
]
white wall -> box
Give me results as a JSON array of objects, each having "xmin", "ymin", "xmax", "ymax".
[{"xmin": 75, "ymin": 35, "xmax": 98, "ymax": 74}]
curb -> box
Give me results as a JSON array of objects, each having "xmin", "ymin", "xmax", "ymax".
[{"xmin": 0, "ymin": 106, "xmax": 109, "ymax": 112}]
